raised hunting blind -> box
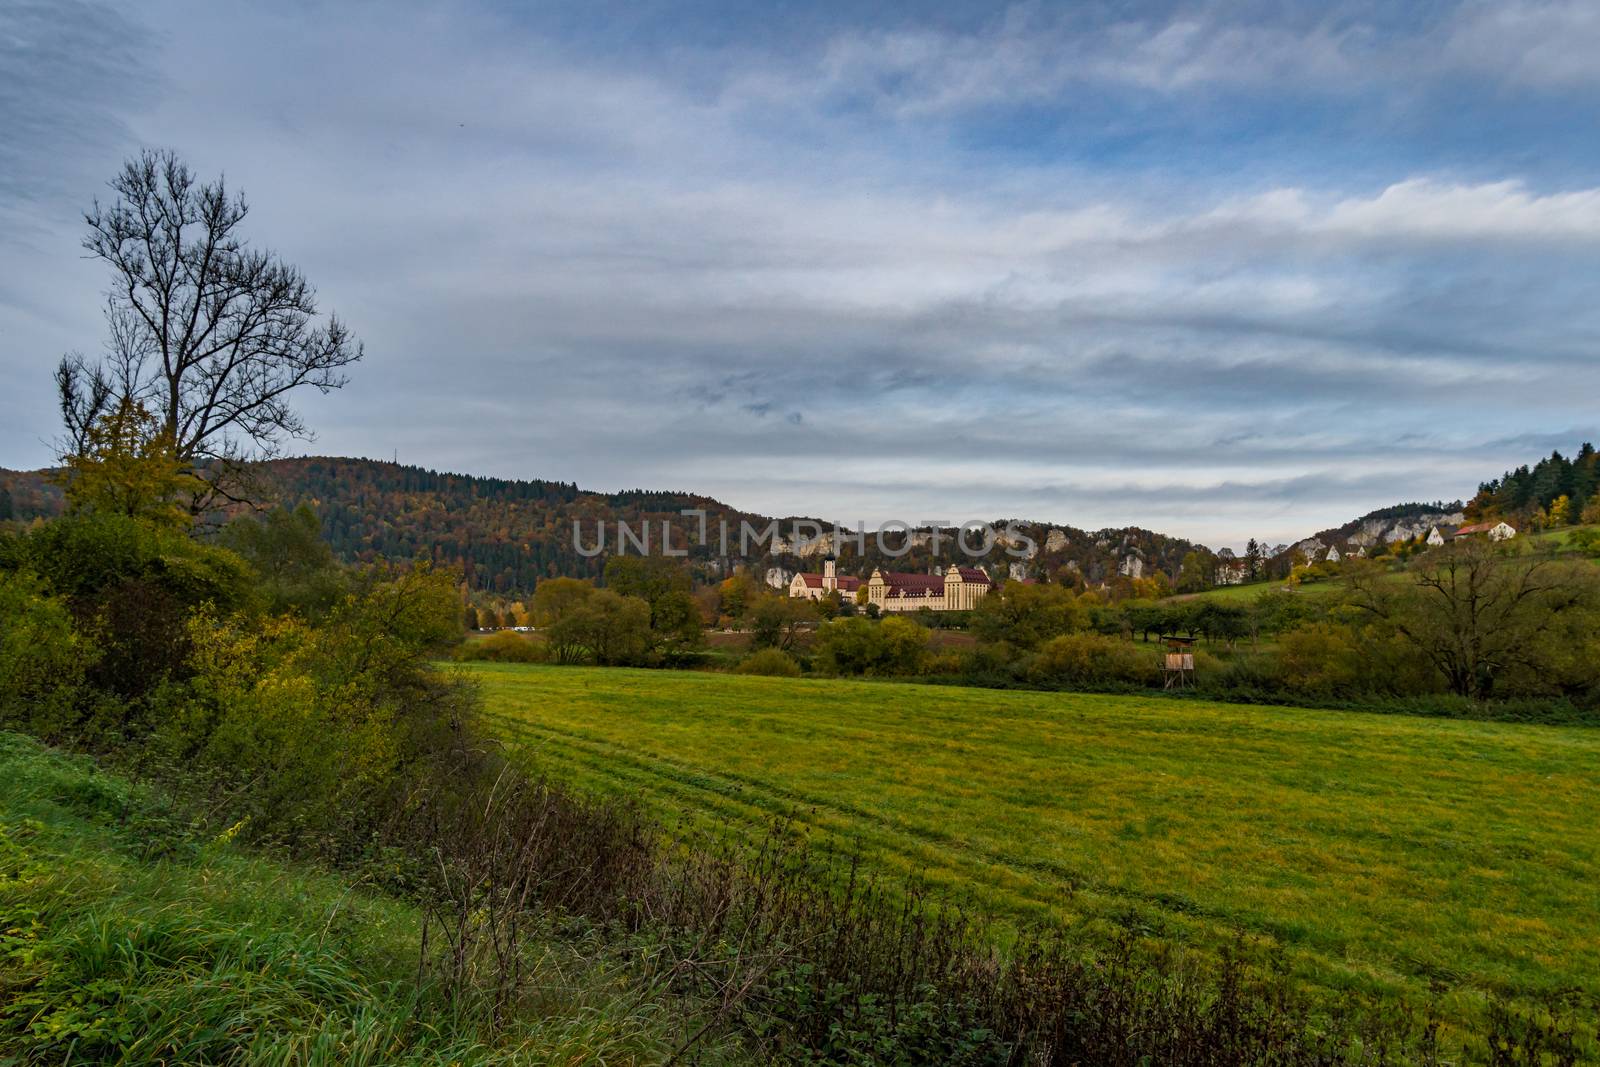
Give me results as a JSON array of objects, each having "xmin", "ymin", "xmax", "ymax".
[{"xmin": 1160, "ymin": 634, "xmax": 1196, "ymax": 689}]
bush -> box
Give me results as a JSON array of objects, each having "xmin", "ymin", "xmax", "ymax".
[
  {"xmin": 150, "ymin": 564, "xmax": 475, "ymax": 847},
  {"xmin": 920, "ymin": 649, "xmax": 970, "ymax": 675},
  {"xmin": 1028, "ymin": 633, "xmax": 1159, "ymax": 687},
  {"xmin": 7, "ymin": 514, "xmax": 255, "ymax": 706},
  {"xmin": 457, "ymin": 630, "xmax": 548, "ymax": 663},
  {"xmin": 1569, "ymin": 526, "xmax": 1600, "ymax": 556},
  {"xmin": 0, "ymin": 571, "xmax": 89, "ymax": 739},
  {"xmin": 218, "ymin": 504, "xmax": 348, "ymax": 617},
  {"xmin": 16, "ymin": 512, "xmax": 254, "ymax": 612},
  {"xmin": 734, "ymin": 648, "xmax": 803, "ymax": 677},
  {"xmin": 814, "ymin": 616, "xmax": 929, "ymax": 676},
  {"xmin": 1200, "ymin": 654, "xmax": 1285, "ymax": 698},
  {"xmin": 1277, "ymin": 622, "xmax": 1364, "ymax": 695}
]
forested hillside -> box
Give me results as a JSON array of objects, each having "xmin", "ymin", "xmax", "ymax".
[
  {"xmin": 1468, "ymin": 443, "xmax": 1600, "ymax": 527},
  {"xmin": 9, "ymin": 443, "xmax": 1599, "ymax": 596},
  {"xmin": 1, "ymin": 457, "xmax": 1206, "ymax": 594}
]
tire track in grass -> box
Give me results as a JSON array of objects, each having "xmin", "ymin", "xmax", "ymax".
[
  {"xmin": 470, "ymin": 664, "xmax": 1600, "ymax": 1043},
  {"xmin": 487, "ymin": 710, "xmax": 1401, "ymax": 976}
]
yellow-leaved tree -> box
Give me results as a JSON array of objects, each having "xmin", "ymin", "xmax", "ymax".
[{"xmin": 61, "ymin": 398, "xmax": 202, "ymax": 529}]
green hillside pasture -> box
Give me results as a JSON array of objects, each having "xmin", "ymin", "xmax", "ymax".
[
  {"xmin": 0, "ymin": 732, "xmax": 741, "ymax": 1066},
  {"xmin": 472, "ymin": 663, "xmax": 1600, "ymax": 1046},
  {"xmin": 1166, "ymin": 580, "xmax": 1308, "ymax": 605}
]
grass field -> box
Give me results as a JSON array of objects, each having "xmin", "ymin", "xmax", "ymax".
[{"xmin": 472, "ymin": 662, "xmax": 1600, "ymax": 1041}]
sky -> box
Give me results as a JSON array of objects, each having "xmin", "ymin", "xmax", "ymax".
[{"xmin": 3, "ymin": 0, "xmax": 1600, "ymax": 549}]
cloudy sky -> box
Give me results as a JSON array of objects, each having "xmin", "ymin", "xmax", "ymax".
[{"xmin": 4, "ymin": 1, "xmax": 1599, "ymax": 548}]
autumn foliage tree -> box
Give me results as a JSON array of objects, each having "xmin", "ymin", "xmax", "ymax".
[{"xmin": 61, "ymin": 398, "xmax": 198, "ymax": 529}]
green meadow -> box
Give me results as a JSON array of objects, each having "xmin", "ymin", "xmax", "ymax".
[{"xmin": 471, "ymin": 662, "xmax": 1600, "ymax": 1039}]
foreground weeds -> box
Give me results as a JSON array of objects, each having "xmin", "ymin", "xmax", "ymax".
[
  {"xmin": 381, "ymin": 742, "xmax": 1597, "ymax": 1065},
  {"xmin": 0, "ymin": 733, "xmax": 745, "ymax": 1066}
]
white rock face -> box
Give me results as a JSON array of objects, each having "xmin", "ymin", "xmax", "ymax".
[
  {"xmin": 772, "ymin": 529, "xmax": 860, "ymax": 558},
  {"xmin": 1118, "ymin": 555, "xmax": 1144, "ymax": 579},
  {"xmin": 1044, "ymin": 529, "xmax": 1069, "ymax": 553},
  {"xmin": 1008, "ymin": 561, "xmax": 1029, "ymax": 581},
  {"xmin": 995, "ymin": 529, "xmax": 1038, "ymax": 559},
  {"xmin": 764, "ymin": 567, "xmax": 793, "ymax": 589},
  {"xmin": 1343, "ymin": 512, "xmax": 1464, "ymax": 549}
]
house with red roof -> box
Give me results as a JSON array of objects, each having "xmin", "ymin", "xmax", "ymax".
[
  {"xmin": 1427, "ymin": 521, "xmax": 1517, "ymax": 545},
  {"xmin": 787, "ymin": 558, "xmax": 861, "ymax": 601}
]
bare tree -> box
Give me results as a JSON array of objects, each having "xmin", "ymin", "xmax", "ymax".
[
  {"xmin": 56, "ymin": 149, "xmax": 362, "ymax": 512},
  {"xmin": 1345, "ymin": 540, "xmax": 1598, "ymax": 700}
]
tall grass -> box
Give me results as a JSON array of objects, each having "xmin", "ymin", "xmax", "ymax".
[{"xmin": 0, "ymin": 732, "xmax": 746, "ymax": 1066}]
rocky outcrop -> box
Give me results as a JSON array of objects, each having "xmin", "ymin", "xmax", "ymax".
[{"xmin": 1344, "ymin": 512, "xmax": 1463, "ymax": 547}]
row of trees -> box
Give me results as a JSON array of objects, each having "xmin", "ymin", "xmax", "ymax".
[
  {"xmin": 710, "ymin": 541, "xmax": 1600, "ymax": 711},
  {"xmin": 1470, "ymin": 444, "xmax": 1600, "ymax": 527}
]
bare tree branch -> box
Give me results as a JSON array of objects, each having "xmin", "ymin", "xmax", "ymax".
[{"xmin": 56, "ymin": 149, "xmax": 363, "ymax": 514}]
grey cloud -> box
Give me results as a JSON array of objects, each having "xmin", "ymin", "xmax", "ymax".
[
  {"xmin": 0, "ymin": 3, "xmax": 152, "ymax": 192},
  {"xmin": 4, "ymin": 0, "xmax": 1600, "ymax": 550}
]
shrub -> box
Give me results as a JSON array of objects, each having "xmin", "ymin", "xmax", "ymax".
[
  {"xmin": 1569, "ymin": 526, "xmax": 1600, "ymax": 556},
  {"xmin": 8, "ymin": 514, "xmax": 255, "ymax": 706},
  {"xmin": 1029, "ymin": 633, "xmax": 1159, "ymax": 687},
  {"xmin": 218, "ymin": 504, "xmax": 348, "ymax": 617},
  {"xmin": 1201, "ymin": 654, "xmax": 1285, "ymax": 698},
  {"xmin": 1277, "ymin": 622, "xmax": 1365, "ymax": 695},
  {"xmin": 17, "ymin": 513, "xmax": 254, "ymax": 612},
  {"xmin": 814, "ymin": 616, "xmax": 930, "ymax": 676},
  {"xmin": 920, "ymin": 649, "xmax": 970, "ymax": 675},
  {"xmin": 151, "ymin": 564, "xmax": 475, "ymax": 847},
  {"xmin": 458, "ymin": 630, "xmax": 548, "ymax": 663},
  {"xmin": 0, "ymin": 571, "xmax": 89, "ymax": 739},
  {"xmin": 734, "ymin": 648, "xmax": 802, "ymax": 677}
]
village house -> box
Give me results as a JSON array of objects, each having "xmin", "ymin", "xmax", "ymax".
[{"xmin": 1426, "ymin": 521, "xmax": 1518, "ymax": 546}]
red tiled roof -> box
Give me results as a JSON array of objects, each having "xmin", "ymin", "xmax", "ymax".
[
  {"xmin": 877, "ymin": 572, "xmax": 945, "ymax": 592},
  {"xmin": 1453, "ymin": 521, "xmax": 1505, "ymax": 536},
  {"xmin": 797, "ymin": 573, "xmax": 859, "ymax": 590},
  {"xmin": 951, "ymin": 567, "xmax": 992, "ymax": 584}
]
